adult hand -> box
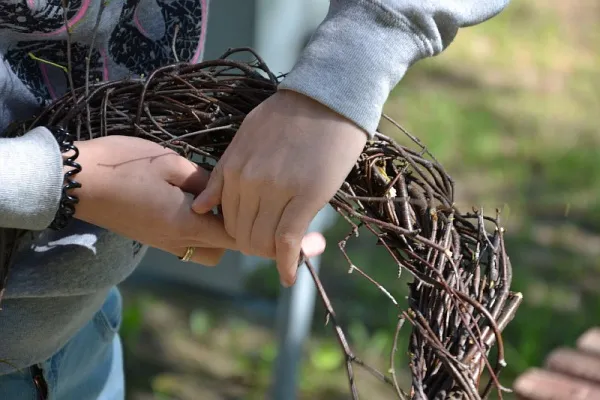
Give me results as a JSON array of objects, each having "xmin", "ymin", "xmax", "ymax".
[
  {"xmin": 192, "ymin": 90, "xmax": 367, "ymax": 286},
  {"xmin": 70, "ymin": 135, "xmax": 236, "ymax": 266}
]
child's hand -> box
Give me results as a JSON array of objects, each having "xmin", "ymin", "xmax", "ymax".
[
  {"xmin": 70, "ymin": 135, "xmax": 236, "ymax": 266},
  {"xmin": 192, "ymin": 89, "xmax": 367, "ymax": 286}
]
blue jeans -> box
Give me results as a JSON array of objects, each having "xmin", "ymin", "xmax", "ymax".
[{"xmin": 0, "ymin": 287, "xmax": 124, "ymax": 399}]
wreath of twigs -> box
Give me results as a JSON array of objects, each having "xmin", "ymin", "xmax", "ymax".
[{"xmin": 1, "ymin": 41, "xmax": 522, "ymax": 399}]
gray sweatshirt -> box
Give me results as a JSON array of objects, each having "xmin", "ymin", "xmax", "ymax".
[{"xmin": 0, "ymin": 0, "xmax": 510, "ymax": 374}]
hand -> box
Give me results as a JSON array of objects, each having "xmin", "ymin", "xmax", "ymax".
[
  {"xmin": 192, "ymin": 90, "xmax": 367, "ymax": 286},
  {"xmin": 70, "ymin": 135, "xmax": 236, "ymax": 266}
]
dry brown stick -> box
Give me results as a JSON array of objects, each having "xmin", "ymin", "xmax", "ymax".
[
  {"xmin": 0, "ymin": 49, "xmax": 521, "ymax": 399},
  {"xmin": 391, "ymin": 316, "xmax": 409, "ymax": 400},
  {"xmin": 301, "ymin": 250, "xmax": 360, "ymax": 399},
  {"xmin": 301, "ymin": 251, "xmax": 403, "ymax": 399}
]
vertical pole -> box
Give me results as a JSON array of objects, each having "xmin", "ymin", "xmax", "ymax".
[
  {"xmin": 270, "ymin": 207, "xmax": 337, "ymax": 400},
  {"xmin": 253, "ymin": 2, "xmax": 331, "ymax": 398}
]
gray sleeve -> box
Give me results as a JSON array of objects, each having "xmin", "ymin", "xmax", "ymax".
[
  {"xmin": 278, "ymin": 0, "xmax": 510, "ymax": 137},
  {"xmin": 0, "ymin": 127, "xmax": 63, "ymax": 230}
]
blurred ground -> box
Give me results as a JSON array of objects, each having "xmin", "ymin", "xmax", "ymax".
[
  {"xmin": 119, "ymin": 280, "xmax": 406, "ymax": 400},
  {"xmin": 119, "ymin": 1, "xmax": 600, "ymax": 399}
]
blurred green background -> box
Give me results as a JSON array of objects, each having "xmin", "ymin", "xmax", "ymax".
[{"xmin": 119, "ymin": 1, "xmax": 600, "ymax": 398}]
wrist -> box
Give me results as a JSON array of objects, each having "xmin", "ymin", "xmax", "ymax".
[{"xmin": 277, "ymin": 89, "xmax": 370, "ymax": 142}]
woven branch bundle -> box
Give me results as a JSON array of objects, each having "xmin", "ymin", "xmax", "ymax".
[{"xmin": 1, "ymin": 47, "xmax": 522, "ymax": 399}]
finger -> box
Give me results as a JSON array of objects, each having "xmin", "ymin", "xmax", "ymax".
[
  {"xmin": 185, "ymin": 212, "xmax": 238, "ymax": 250},
  {"xmin": 236, "ymin": 191, "xmax": 260, "ymax": 256},
  {"xmin": 180, "ymin": 193, "xmax": 238, "ymax": 250},
  {"xmin": 191, "ymin": 247, "xmax": 226, "ymax": 266},
  {"xmin": 275, "ymin": 196, "xmax": 319, "ymax": 287},
  {"xmin": 301, "ymin": 232, "xmax": 326, "ymax": 258},
  {"xmin": 166, "ymin": 157, "xmax": 211, "ymax": 196},
  {"xmin": 221, "ymin": 171, "xmax": 240, "ymax": 238},
  {"xmin": 173, "ymin": 246, "xmax": 226, "ymax": 267},
  {"xmin": 249, "ymin": 198, "xmax": 284, "ymax": 259},
  {"xmin": 192, "ymin": 162, "xmax": 224, "ymax": 214}
]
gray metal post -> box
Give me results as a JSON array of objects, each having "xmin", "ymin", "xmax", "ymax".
[
  {"xmin": 270, "ymin": 207, "xmax": 337, "ymax": 400},
  {"xmin": 252, "ymin": 2, "xmax": 333, "ymax": 398}
]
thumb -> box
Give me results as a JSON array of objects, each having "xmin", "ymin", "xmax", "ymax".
[{"xmin": 192, "ymin": 164, "xmax": 224, "ymax": 214}]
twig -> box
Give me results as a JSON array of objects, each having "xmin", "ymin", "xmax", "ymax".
[{"xmin": 0, "ymin": 47, "xmax": 521, "ymax": 399}]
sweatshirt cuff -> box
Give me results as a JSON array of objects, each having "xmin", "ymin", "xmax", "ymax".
[
  {"xmin": 278, "ymin": 1, "xmax": 431, "ymax": 138},
  {"xmin": 0, "ymin": 127, "xmax": 63, "ymax": 230}
]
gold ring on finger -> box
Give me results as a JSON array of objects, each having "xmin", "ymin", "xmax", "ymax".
[{"xmin": 179, "ymin": 246, "xmax": 195, "ymax": 262}]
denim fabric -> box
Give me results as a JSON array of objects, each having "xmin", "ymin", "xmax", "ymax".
[
  {"xmin": 0, "ymin": 287, "xmax": 124, "ymax": 400},
  {"xmin": 0, "ymin": 0, "xmax": 511, "ymax": 393}
]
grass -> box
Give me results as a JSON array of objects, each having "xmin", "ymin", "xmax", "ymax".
[{"xmin": 379, "ymin": 0, "xmax": 600, "ymax": 392}]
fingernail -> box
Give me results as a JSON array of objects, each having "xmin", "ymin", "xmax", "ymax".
[{"xmin": 191, "ymin": 199, "xmax": 205, "ymax": 213}]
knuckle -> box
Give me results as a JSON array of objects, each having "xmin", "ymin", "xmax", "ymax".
[
  {"xmin": 250, "ymin": 236, "xmax": 275, "ymax": 258},
  {"xmin": 222, "ymin": 163, "xmax": 241, "ymax": 180},
  {"xmin": 262, "ymin": 174, "xmax": 279, "ymax": 188},
  {"xmin": 275, "ymin": 231, "xmax": 301, "ymax": 250},
  {"xmin": 239, "ymin": 169, "xmax": 258, "ymax": 185},
  {"xmin": 236, "ymin": 237, "xmax": 252, "ymax": 256},
  {"xmin": 240, "ymin": 168, "xmax": 272, "ymax": 187},
  {"xmin": 238, "ymin": 161, "xmax": 281, "ymax": 187},
  {"xmin": 224, "ymin": 221, "xmax": 236, "ymax": 239}
]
